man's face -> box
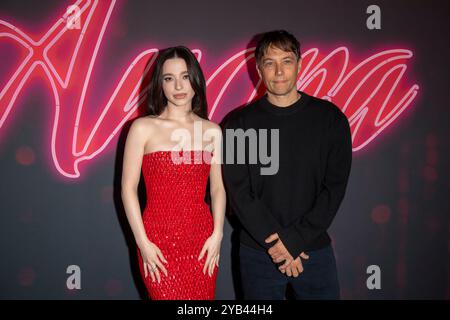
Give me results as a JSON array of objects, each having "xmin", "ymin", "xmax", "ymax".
[{"xmin": 257, "ymin": 45, "xmax": 301, "ymax": 97}]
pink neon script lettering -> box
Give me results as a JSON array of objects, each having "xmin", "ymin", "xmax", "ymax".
[{"xmin": 0, "ymin": 0, "xmax": 419, "ymax": 178}]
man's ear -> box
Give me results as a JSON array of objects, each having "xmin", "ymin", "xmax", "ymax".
[
  {"xmin": 256, "ymin": 64, "xmax": 262, "ymax": 79},
  {"xmin": 297, "ymin": 58, "xmax": 302, "ymax": 73}
]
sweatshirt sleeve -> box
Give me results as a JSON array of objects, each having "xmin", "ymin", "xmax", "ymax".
[
  {"xmin": 222, "ymin": 114, "xmax": 283, "ymax": 249},
  {"xmin": 277, "ymin": 110, "xmax": 353, "ymax": 257}
]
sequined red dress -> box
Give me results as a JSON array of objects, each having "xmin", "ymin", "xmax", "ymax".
[{"xmin": 137, "ymin": 150, "xmax": 218, "ymax": 300}]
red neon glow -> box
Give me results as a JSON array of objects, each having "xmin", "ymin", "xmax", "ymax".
[{"xmin": 0, "ymin": 0, "xmax": 419, "ymax": 178}]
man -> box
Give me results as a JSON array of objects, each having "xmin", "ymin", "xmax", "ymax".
[{"xmin": 222, "ymin": 30, "xmax": 352, "ymax": 299}]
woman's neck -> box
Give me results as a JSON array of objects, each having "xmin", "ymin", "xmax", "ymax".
[{"xmin": 161, "ymin": 103, "xmax": 194, "ymax": 122}]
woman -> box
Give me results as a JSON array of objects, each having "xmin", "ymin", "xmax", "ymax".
[{"xmin": 121, "ymin": 46, "xmax": 226, "ymax": 300}]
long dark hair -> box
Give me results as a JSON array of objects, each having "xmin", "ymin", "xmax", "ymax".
[{"xmin": 146, "ymin": 46, "xmax": 208, "ymax": 119}]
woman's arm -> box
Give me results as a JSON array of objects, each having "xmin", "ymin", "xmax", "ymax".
[
  {"xmin": 209, "ymin": 125, "xmax": 226, "ymax": 238},
  {"xmin": 121, "ymin": 118, "xmax": 168, "ymax": 282},
  {"xmin": 121, "ymin": 119, "xmax": 148, "ymax": 248},
  {"xmin": 198, "ymin": 123, "xmax": 226, "ymax": 276}
]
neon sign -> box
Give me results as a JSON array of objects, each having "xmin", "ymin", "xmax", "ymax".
[{"xmin": 0, "ymin": 0, "xmax": 419, "ymax": 178}]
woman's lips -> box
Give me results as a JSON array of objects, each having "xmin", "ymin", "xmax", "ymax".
[{"xmin": 173, "ymin": 93, "xmax": 187, "ymax": 99}]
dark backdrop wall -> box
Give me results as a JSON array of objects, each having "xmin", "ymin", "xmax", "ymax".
[{"xmin": 0, "ymin": 0, "xmax": 448, "ymax": 299}]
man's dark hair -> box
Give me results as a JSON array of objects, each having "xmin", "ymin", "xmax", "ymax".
[{"xmin": 255, "ymin": 30, "xmax": 301, "ymax": 66}]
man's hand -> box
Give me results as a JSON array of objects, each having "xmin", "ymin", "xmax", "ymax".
[
  {"xmin": 282, "ymin": 257, "xmax": 302, "ymax": 277},
  {"xmin": 265, "ymin": 233, "xmax": 295, "ymax": 270},
  {"xmin": 279, "ymin": 253, "xmax": 309, "ymax": 276},
  {"xmin": 265, "ymin": 233, "xmax": 310, "ymax": 276}
]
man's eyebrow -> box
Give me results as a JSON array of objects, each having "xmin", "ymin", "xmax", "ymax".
[{"xmin": 262, "ymin": 55, "xmax": 296, "ymax": 62}]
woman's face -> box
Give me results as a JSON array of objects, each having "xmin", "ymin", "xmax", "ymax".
[{"xmin": 161, "ymin": 58, "xmax": 195, "ymax": 107}]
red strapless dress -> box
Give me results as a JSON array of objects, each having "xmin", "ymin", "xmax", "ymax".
[{"xmin": 137, "ymin": 150, "xmax": 218, "ymax": 300}]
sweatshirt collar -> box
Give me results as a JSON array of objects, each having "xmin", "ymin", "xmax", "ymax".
[{"xmin": 260, "ymin": 90, "xmax": 311, "ymax": 115}]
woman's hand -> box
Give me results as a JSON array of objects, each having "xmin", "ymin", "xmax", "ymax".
[
  {"xmin": 139, "ymin": 239, "xmax": 168, "ymax": 283},
  {"xmin": 198, "ymin": 232, "xmax": 222, "ymax": 277}
]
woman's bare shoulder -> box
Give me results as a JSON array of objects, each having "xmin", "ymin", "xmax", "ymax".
[
  {"xmin": 130, "ymin": 115, "xmax": 161, "ymax": 133},
  {"xmin": 197, "ymin": 117, "xmax": 221, "ymax": 132}
]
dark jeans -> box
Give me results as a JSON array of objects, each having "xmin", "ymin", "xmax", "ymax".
[{"xmin": 239, "ymin": 243, "xmax": 340, "ymax": 300}]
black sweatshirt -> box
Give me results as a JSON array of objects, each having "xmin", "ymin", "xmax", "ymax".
[{"xmin": 222, "ymin": 91, "xmax": 352, "ymax": 257}]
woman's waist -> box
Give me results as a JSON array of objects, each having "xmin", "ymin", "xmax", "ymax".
[
  {"xmin": 143, "ymin": 202, "xmax": 211, "ymax": 219},
  {"xmin": 144, "ymin": 192, "xmax": 207, "ymax": 203},
  {"xmin": 142, "ymin": 208, "xmax": 214, "ymax": 240},
  {"xmin": 145, "ymin": 199, "xmax": 209, "ymax": 210}
]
